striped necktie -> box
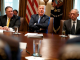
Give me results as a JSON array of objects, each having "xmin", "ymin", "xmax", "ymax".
[
  {"xmin": 38, "ymin": 16, "xmax": 41, "ymax": 23},
  {"xmin": 7, "ymin": 18, "xmax": 10, "ymax": 27}
]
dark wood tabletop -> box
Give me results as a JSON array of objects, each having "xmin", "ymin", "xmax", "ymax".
[{"xmin": 3, "ymin": 31, "xmax": 69, "ymax": 60}]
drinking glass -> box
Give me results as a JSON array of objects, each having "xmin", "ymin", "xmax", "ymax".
[
  {"xmin": 32, "ymin": 40, "xmax": 42, "ymax": 57},
  {"xmin": 14, "ymin": 26, "xmax": 18, "ymax": 34},
  {"xmin": 62, "ymin": 30, "xmax": 66, "ymax": 35}
]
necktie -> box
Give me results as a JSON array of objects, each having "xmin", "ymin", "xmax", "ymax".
[
  {"xmin": 7, "ymin": 18, "xmax": 10, "ymax": 27},
  {"xmin": 71, "ymin": 21, "xmax": 75, "ymax": 34},
  {"xmin": 38, "ymin": 16, "xmax": 41, "ymax": 23}
]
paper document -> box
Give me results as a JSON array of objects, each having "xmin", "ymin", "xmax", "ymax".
[
  {"xmin": 59, "ymin": 35, "xmax": 67, "ymax": 37},
  {"xmin": 25, "ymin": 33, "xmax": 38, "ymax": 36},
  {"xmin": 25, "ymin": 56, "xmax": 44, "ymax": 60},
  {"xmin": 25, "ymin": 33, "xmax": 43, "ymax": 38},
  {"xmin": 68, "ymin": 35, "xmax": 80, "ymax": 39},
  {"xmin": 0, "ymin": 30, "xmax": 3, "ymax": 34}
]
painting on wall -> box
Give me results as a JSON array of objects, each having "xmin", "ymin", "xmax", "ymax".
[{"xmin": 50, "ymin": 0, "xmax": 63, "ymax": 33}]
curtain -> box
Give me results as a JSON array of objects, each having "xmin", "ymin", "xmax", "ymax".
[
  {"xmin": 62, "ymin": 0, "xmax": 73, "ymax": 20},
  {"xmin": 1, "ymin": 0, "xmax": 5, "ymax": 15},
  {"xmin": 18, "ymin": 0, "xmax": 28, "ymax": 31}
]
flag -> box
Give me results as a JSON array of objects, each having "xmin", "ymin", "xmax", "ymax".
[{"xmin": 26, "ymin": 0, "xmax": 39, "ymax": 24}]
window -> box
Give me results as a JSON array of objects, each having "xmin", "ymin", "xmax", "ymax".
[
  {"xmin": 3, "ymin": 0, "xmax": 19, "ymax": 14},
  {"xmin": 73, "ymin": 0, "xmax": 80, "ymax": 19},
  {"xmin": 5, "ymin": 0, "xmax": 13, "ymax": 7}
]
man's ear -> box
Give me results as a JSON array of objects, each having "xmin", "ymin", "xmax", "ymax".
[
  {"xmin": 37, "ymin": 10, "xmax": 39, "ymax": 13},
  {"xmin": 77, "ymin": 14, "xmax": 79, "ymax": 17},
  {"xmin": 5, "ymin": 11, "xmax": 6, "ymax": 14}
]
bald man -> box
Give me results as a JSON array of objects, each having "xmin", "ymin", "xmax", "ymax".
[{"xmin": 63, "ymin": 9, "xmax": 80, "ymax": 35}]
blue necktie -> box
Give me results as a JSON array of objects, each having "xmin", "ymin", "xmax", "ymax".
[{"xmin": 38, "ymin": 16, "xmax": 41, "ymax": 23}]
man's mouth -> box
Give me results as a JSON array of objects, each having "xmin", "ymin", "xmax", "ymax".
[{"xmin": 41, "ymin": 11, "xmax": 43, "ymax": 13}]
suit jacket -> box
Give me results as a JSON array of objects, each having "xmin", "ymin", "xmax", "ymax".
[
  {"xmin": 29, "ymin": 14, "xmax": 50, "ymax": 33},
  {"xmin": 63, "ymin": 19, "xmax": 80, "ymax": 35},
  {"xmin": 0, "ymin": 15, "xmax": 20, "ymax": 28}
]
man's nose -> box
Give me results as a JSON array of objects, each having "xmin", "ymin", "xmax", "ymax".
[{"xmin": 71, "ymin": 14, "xmax": 73, "ymax": 16}]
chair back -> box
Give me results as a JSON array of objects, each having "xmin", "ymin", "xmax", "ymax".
[
  {"xmin": 19, "ymin": 17, "xmax": 24, "ymax": 31},
  {"xmin": 48, "ymin": 17, "xmax": 54, "ymax": 33},
  {"xmin": 59, "ymin": 20, "xmax": 66, "ymax": 34},
  {"xmin": 19, "ymin": 17, "xmax": 28, "ymax": 32}
]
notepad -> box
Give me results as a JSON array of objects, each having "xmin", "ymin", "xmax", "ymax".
[{"xmin": 25, "ymin": 33, "xmax": 43, "ymax": 38}]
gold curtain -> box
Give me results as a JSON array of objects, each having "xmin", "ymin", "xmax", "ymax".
[
  {"xmin": 18, "ymin": 0, "xmax": 27, "ymax": 17},
  {"xmin": 62, "ymin": 0, "xmax": 73, "ymax": 20},
  {"xmin": 18, "ymin": 0, "xmax": 28, "ymax": 31}
]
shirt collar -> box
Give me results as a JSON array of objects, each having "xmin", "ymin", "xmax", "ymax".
[
  {"xmin": 7, "ymin": 16, "xmax": 10, "ymax": 20},
  {"xmin": 71, "ymin": 19, "xmax": 77, "ymax": 23},
  {"xmin": 39, "ymin": 15, "xmax": 42, "ymax": 18}
]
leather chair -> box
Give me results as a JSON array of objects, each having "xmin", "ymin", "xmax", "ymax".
[
  {"xmin": 29, "ymin": 17, "xmax": 54, "ymax": 33},
  {"xmin": 48, "ymin": 17, "xmax": 54, "ymax": 33},
  {"xmin": 19, "ymin": 17, "xmax": 24, "ymax": 31},
  {"xmin": 58, "ymin": 20, "xmax": 65, "ymax": 34},
  {"xmin": 19, "ymin": 17, "xmax": 28, "ymax": 32}
]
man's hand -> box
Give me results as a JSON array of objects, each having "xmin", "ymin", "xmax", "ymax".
[
  {"xmin": 0, "ymin": 26, "xmax": 3, "ymax": 30},
  {"xmin": 34, "ymin": 23, "xmax": 36, "ymax": 25},
  {"xmin": 3, "ymin": 26, "xmax": 10, "ymax": 31}
]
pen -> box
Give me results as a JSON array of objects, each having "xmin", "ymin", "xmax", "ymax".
[{"xmin": 26, "ymin": 50, "xmax": 30, "ymax": 55}]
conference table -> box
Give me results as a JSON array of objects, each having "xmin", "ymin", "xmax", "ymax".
[{"xmin": 3, "ymin": 31, "xmax": 69, "ymax": 60}]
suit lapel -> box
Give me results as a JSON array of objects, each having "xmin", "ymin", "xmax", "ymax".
[
  {"xmin": 3, "ymin": 15, "xmax": 7, "ymax": 26},
  {"xmin": 68, "ymin": 19, "xmax": 71, "ymax": 32},
  {"xmin": 9, "ymin": 16, "xmax": 14, "ymax": 27},
  {"xmin": 39, "ymin": 15, "xmax": 45, "ymax": 23},
  {"xmin": 76, "ymin": 20, "xmax": 80, "ymax": 33},
  {"xmin": 36, "ymin": 14, "xmax": 39, "ymax": 23}
]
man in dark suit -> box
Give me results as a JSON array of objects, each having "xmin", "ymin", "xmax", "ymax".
[
  {"xmin": 13, "ymin": 9, "xmax": 18, "ymax": 16},
  {"xmin": 29, "ymin": 5, "xmax": 50, "ymax": 33},
  {"xmin": 0, "ymin": 6, "xmax": 20, "ymax": 31},
  {"xmin": 63, "ymin": 9, "xmax": 80, "ymax": 35}
]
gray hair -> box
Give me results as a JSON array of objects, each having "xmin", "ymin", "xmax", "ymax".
[{"xmin": 71, "ymin": 9, "xmax": 79, "ymax": 14}]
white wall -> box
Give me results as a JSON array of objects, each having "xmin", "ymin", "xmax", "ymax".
[{"xmin": 1, "ymin": 0, "xmax": 19, "ymax": 15}]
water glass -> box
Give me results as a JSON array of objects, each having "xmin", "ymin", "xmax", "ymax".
[
  {"xmin": 14, "ymin": 26, "xmax": 18, "ymax": 34},
  {"xmin": 32, "ymin": 40, "xmax": 42, "ymax": 57}
]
